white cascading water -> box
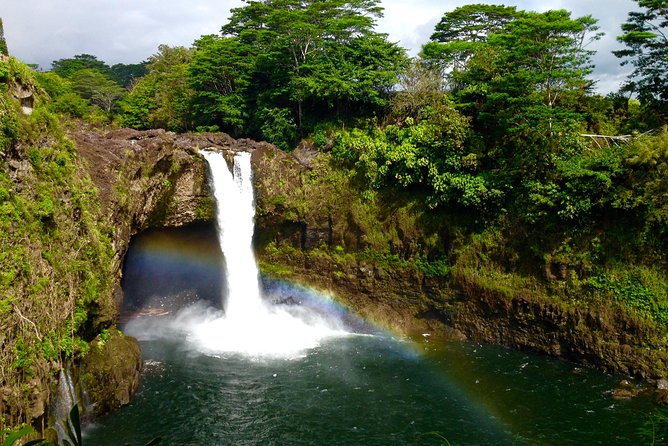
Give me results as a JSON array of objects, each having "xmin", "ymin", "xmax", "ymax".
[
  {"xmin": 52, "ymin": 368, "xmax": 78, "ymax": 443},
  {"xmin": 203, "ymin": 150, "xmax": 262, "ymax": 318},
  {"xmin": 182, "ymin": 150, "xmax": 346, "ymax": 358}
]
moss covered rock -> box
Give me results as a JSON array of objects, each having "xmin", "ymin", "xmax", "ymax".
[{"xmin": 81, "ymin": 329, "xmax": 141, "ymax": 417}]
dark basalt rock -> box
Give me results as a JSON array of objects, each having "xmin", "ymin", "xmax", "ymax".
[{"xmin": 66, "ymin": 126, "xmax": 291, "ymax": 419}]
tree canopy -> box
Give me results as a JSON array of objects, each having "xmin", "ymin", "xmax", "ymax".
[
  {"xmin": 70, "ymin": 68, "xmax": 126, "ymax": 113},
  {"xmin": 110, "ymin": 62, "xmax": 148, "ymax": 88},
  {"xmin": 51, "ymin": 54, "xmax": 112, "ymax": 78},
  {"xmin": 120, "ymin": 45, "xmax": 194, "ymax": 131},
  {"xmin": 186, "ymin": 0, "xmax": 407, "ymax": 143},
  {"xmin": 614, "ymin": 0, "xmax": 668, "ymax": 105},
  {"xmin": 0, "ymin": 17, "xmax": 8, "ymax": 56},
  {"xmin": 421, "ymin": 3, "xmax": 519, "ymax": 84}
]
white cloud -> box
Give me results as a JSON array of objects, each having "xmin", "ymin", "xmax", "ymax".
[{"xmin": 2, "ymin": 0, "xmax": 244, "ymax": 67}]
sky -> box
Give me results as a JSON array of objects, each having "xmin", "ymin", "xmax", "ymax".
[{"xmin": 1, "ymin": 0, "xmax": 637, "ymax": 94}]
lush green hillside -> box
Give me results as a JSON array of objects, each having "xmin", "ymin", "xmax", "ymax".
[{"xmin": 0, "ymin": 56, "xmax": 116, "ymax": 432}]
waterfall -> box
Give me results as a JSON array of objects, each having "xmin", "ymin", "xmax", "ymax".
[
  {"xmin": 183, "ymin": 150, "xmax": 346, "ymax": 358},
  {"xmin": 121, "ymin": 149, "xmax": 352, "ymax": 358},
  {"xmin": 51, "ymin": 367, "xmax": 78, "ymax": 444},
  {"xmin": 201, "ymin": 151, "xmax": 262, "ymax": 318}
]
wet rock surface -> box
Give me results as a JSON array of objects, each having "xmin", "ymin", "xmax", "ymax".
[{"xmin": 81, "ymin": 329, "xmax": 142, "ymax": 417}]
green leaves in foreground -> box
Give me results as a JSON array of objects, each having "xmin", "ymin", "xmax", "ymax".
[
  {"xmin": 62, "ymin": 404, "xmax": 81, "ymax": 446},
  {"xmin": 2, "ymin": 404, "xmax": 161, "ymax": 446},
  {"xmin": 2, "ymin": 425, "xmax": 54, "ymax": 446}
]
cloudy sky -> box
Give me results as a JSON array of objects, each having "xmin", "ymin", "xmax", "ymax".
[{"xmin": 1, "ymin": 0, "xmax": 636, "ymax": 93}]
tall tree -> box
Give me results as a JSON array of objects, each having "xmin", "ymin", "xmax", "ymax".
[
  {"xmin": 389, "ymin": 58, "xmax": 445, "ymax": 122},
  {"xmin": 421, "ymin": 4, "xmax": 519, "ymax": 87},
  {"xmin": 614, "ymin": 0, "xmax": 668, "ymax": 104},
  {"xmin": 0, "ymin": 17, "xmax": 8, "ymax": 56},
  {"xmin": 70, "ymin": 68, "xmax": 125, "ymax": 113},
  {"xmin": 439, "ymin": 9, "xmax": 602, "ymax": 182},
  {"xmin": 216, "ymin": 0, "xmax": 406, "ymax": 135},
  {"xmin": 489, "ymin": 10, "xmax": 601, "ymax": 112},
  {"xmin": 110, "ymin": 62, "xmax": 148, "ymax": 88},
  {"xmin": 51, "ymin": 54, "xmax": 111, "ymax": 78},
  {"xmin": 119, "ymin": 45, "xmax": 194, "ymax": 131},
  {"xmin": 188, "ymin": 35, "xmax": 250, "ymax": 134}
]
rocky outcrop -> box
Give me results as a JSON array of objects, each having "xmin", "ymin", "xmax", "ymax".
[
  {"xmin": 81, "ymin": 329, "xmax": 142, "ymax": 417},
  {"xmin": 71, "ymin": 127, "xmax": 213, "ymax": 281},
  {"xmin": 260, "ymin": 248, "xmax": 454, "ymax": 336},
  {"xmin": 261, "ymin": 243, "xmax": 668, "ymax": 384},
  {"xmin": 452, "ymin": 274, "xmax": 668, "ymax": 380}
]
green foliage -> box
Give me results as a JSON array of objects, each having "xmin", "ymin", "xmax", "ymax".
[
  {"xmin": 2, "ymin": 425, "xmax": 53, "ymax": 446},
  {"xmin": 0, "ymin": 94, "xmax": 19, "ymax": 152},
  {"xmin": 187, "ymin": 36, "xmax": 248, "ymax": 134},
  {"xmin": 109, "ymin": 62, "xmax": 148, "ymax": 88},
  {"xmin": 70, "ymin": 69, "xmax": 125, "ymax": 114},
  {"xmin": 188, "ymin": 0, "xmax": 407, "ymax": 136},
  {"xmin": 258, "ymin": 107, "xmax": 297, "ymax": 150},
  {"xmin": 421, "ymin": 4, "xmax": 519, "ymax": 89},
  {"xmin": 40, "ymin": 54, "xmax": 134, "ymax": 119},
  {"xmin": 0, "ymin": 58, "xmax": 116, "ymax": 429},
  {"xmin": 585, "ymin": 271, "xmax": 668, "ymax": 324},
  {"xmin": 521, "ymin": 142, "xmax": 627, "ymax": 225},
  {"xmin": 0, "ymin": 17, "xmax": 8, "ymax": 57},
  {"xmin": 640, "ymin": 407, "xmax": 668, "ymax": 446},
  {"xmin": 62, "ymin": 405, "xmax": 82, "ymax": 446},
  {"xmin": 359, "ymin": 249, "xmax": 450, "ymax": 277},
  {"xmin": 332, "ymin": 100, "xmax": 502, "ymax": 212},
  {"xmin": 615, "ymin": 0, "xmax": 668, "ymax": 106},
  {"xmin": 119, "ymin": 45, "xmax": 194, "ymax": 131},
  {"xmin": 0, "ymin": 61, "xmax": 8, "ymax": 82},
  {"xmin": 34, "ymin": 72, "xmax": 89, "ymax": 118},
  {"xmin": 389, "ymin": 59, "xmax": 445, "ymax": 122},
  {"xmin": 433, "ymin": 8, "xmax": 602, "ymax": 186},
  {"xmin": 51, "ymin": 54, "xmax": 111, "ymax": 79},
  {"xmin": 624, "ymin": 127, "xmax": 668, "ymax": 229}
]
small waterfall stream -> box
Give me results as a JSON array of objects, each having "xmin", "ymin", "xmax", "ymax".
[{"xmin": 51, "ymin": 367, "xmax": 79, "ymax": 443}]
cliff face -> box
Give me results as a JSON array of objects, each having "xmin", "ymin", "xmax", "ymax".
[
  {"xmin": 70, "ymin": 127, "xmax": 213, "ymax": 294},
  {"xmin": 0, "ymin": 60, "xmax": 130, "ymax": 430},
  {"xmin": 70, "ymin": 127, "xmax": 288, "ymax": 312},
  {"xmin": 0, "ymin": 116, "xmax": 280, "ymax": 430}
]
